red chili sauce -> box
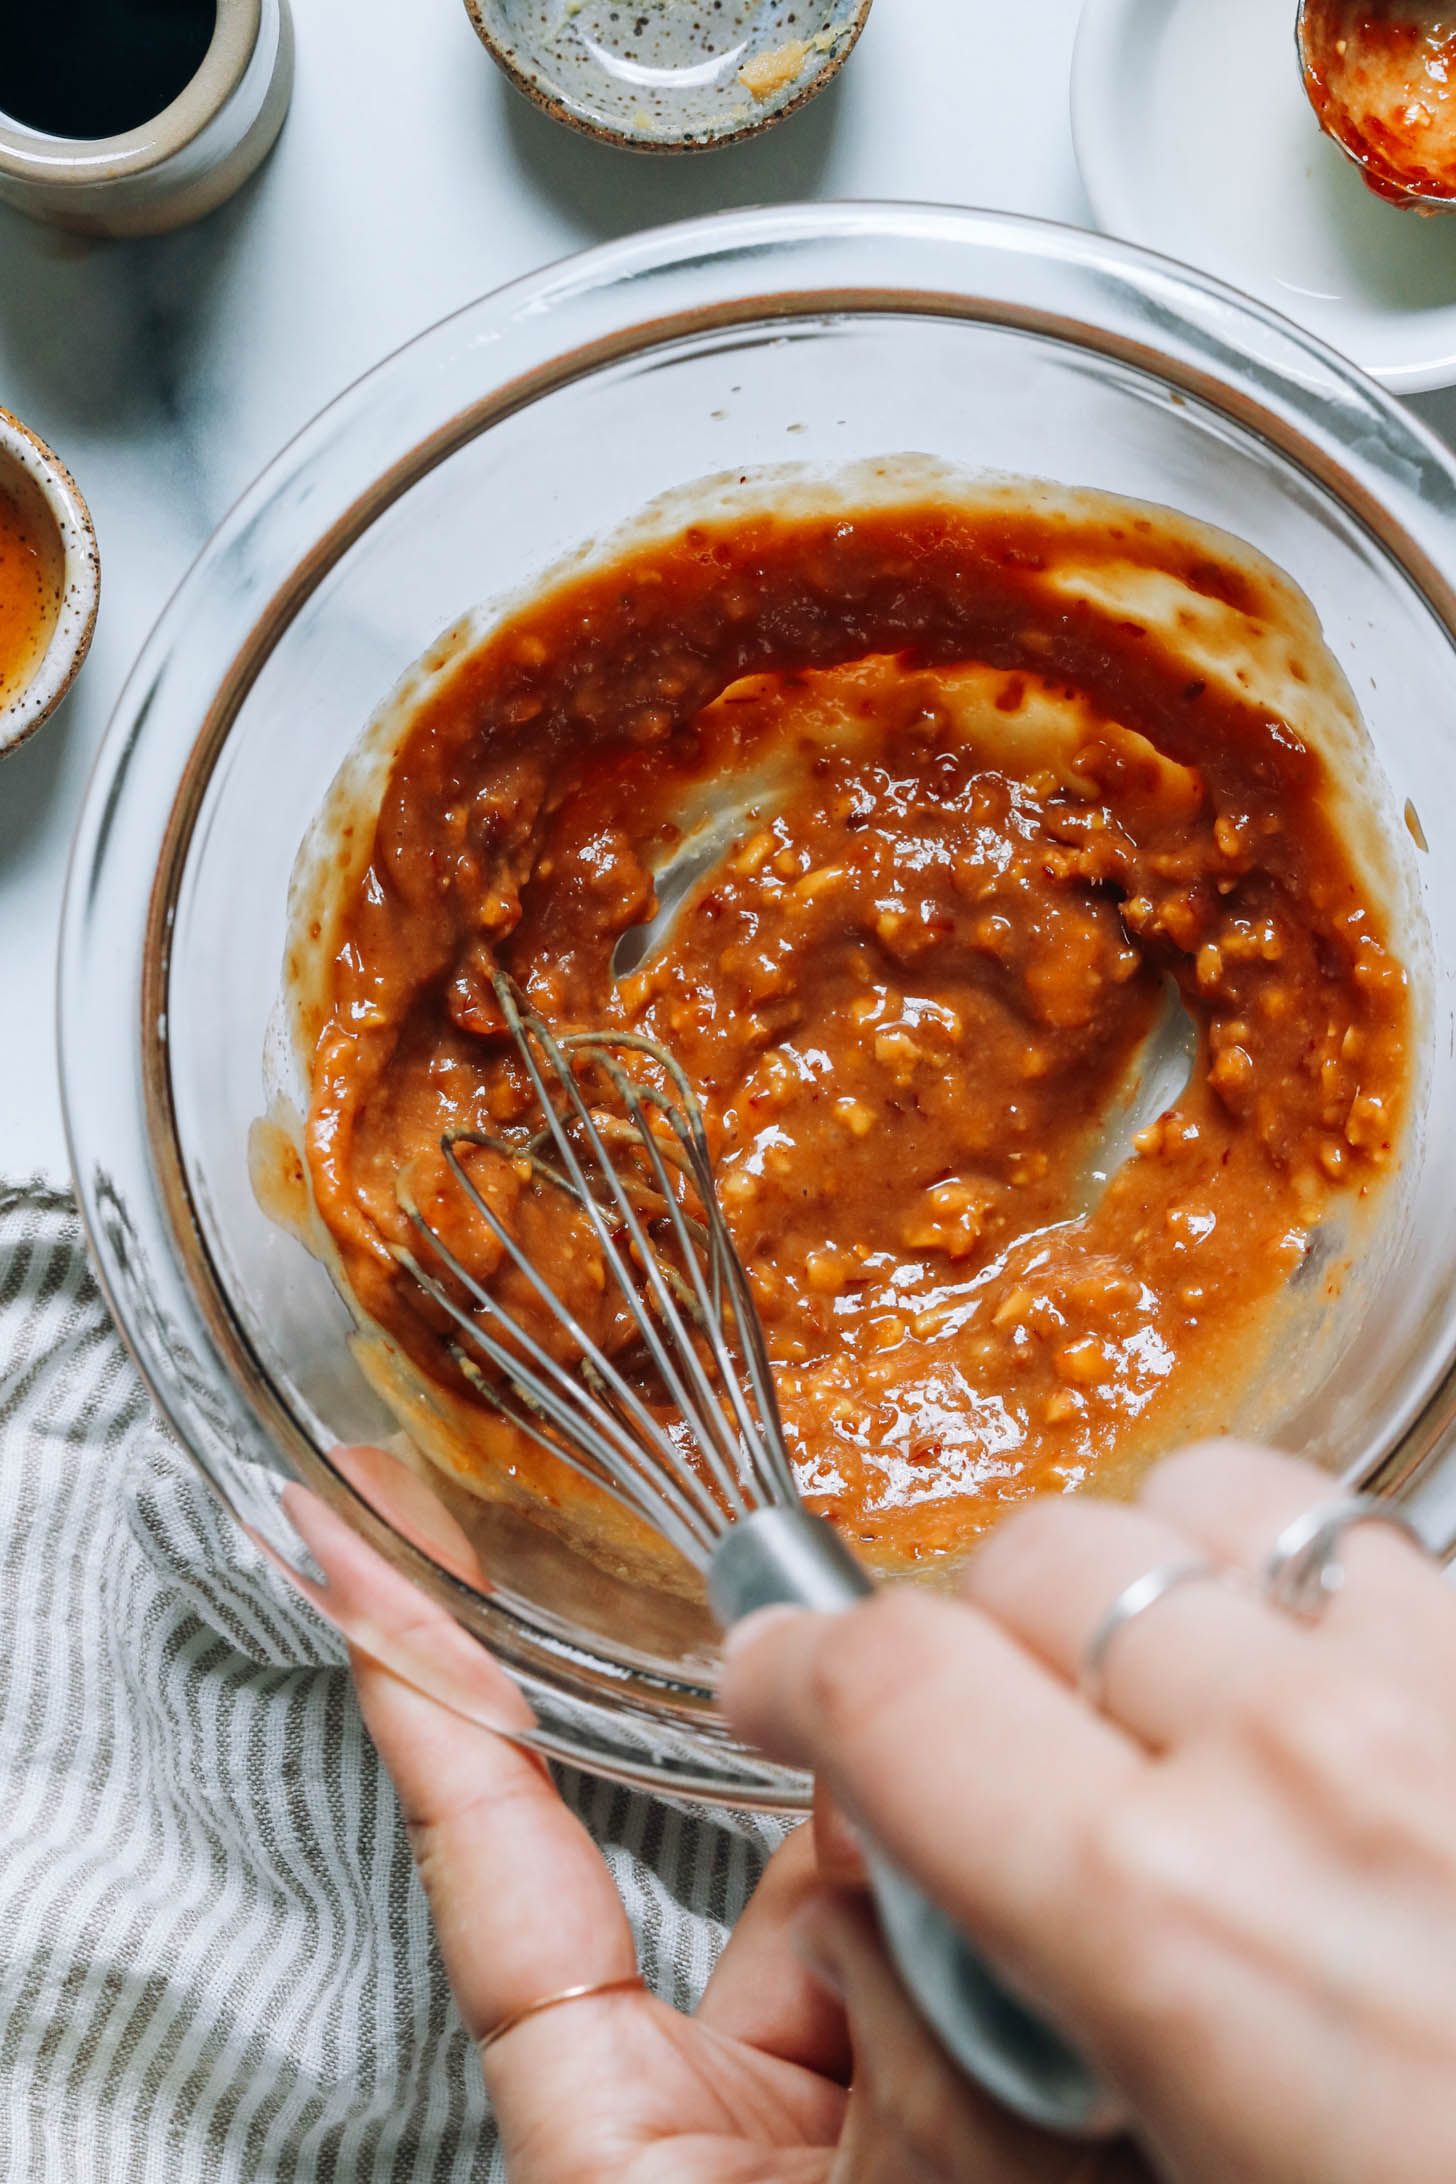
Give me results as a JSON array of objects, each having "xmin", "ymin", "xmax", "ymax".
[{"xmin": 1302, "ymin": 2, "xmax": 1456, "ymax": 204}]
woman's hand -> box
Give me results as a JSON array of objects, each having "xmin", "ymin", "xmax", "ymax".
[
  {"xmin": 293, "ymin": 1475, "xmax": 1139, "ymax": 2181},
  {"xmin": 306, "ymin": 1437, "xmax": 1456, "ymax": 2180},
  {"xmin": 723, "ymin": 1441, "xmax": 1456, "ymax": 2184},
  {"xmin": 353, "ymin": 1643, "xmax": 1144, "ymax": 2183}
]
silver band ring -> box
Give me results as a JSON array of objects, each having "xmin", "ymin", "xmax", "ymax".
[
  {"xmin": 1079, "ymin": 1558, "xmax": 1224, "ymax": 1712},
  {"xmin": 1262, "ymin": 1495, "xmax": 1428, "ymax": 1622},
  {"xmin": 478, "ymin": 1974, "xmax": 646, "ymax": 2056}
]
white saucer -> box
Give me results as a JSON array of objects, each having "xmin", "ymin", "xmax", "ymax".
[{"xmin": 1072, "ymin": 0, "xmax": 1456, "ymax": 393}]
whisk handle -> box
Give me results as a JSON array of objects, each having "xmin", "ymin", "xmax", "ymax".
[{"xmin": 709, "ymin": 1506, "xmax": 1125, "ymax": 2140}]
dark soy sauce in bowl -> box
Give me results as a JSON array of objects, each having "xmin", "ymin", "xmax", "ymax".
[{"xmin": 0, "ymin": 1, "xmax": 217, "ymax": 141}]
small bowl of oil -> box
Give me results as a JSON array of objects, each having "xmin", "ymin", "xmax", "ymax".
[{"xmin": 0, "ymin": 409, "xmax": 98, "ymax": 759}]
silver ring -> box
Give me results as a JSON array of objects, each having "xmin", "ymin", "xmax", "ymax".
[
  {"xmin": 1079, "ymin": 1558, "xmax": 1223, "ymax": 1711},
  {"xmin": 1262, "ymin": 1495, "xmax": 1428, "ymax": 1622}
]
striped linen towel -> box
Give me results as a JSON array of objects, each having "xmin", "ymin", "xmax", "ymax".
[{"xmin": 0, "ymin": 1181, "xmax": 786, "ymax": 2181}]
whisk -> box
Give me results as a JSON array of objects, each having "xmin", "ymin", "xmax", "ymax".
[{"xmin": 394, "ymin": 968, "xmax": 1121, "ymax": 2139}]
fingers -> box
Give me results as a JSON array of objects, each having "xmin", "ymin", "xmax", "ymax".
[
  {"xmin": 331, "ymin": 1476, "xmax": 852, "ymax": 2180},
  {"xmin": 958, "ymin": 1443, "xmax": 1451, "ymax": 1750},
  {"xmin": 814, "ymin": 1777, "xmax": 869, "ymax": 1889},
  {"xmin": 354, "ymin": 1647, "xmax": 736, "ymax": 2183},
  {"xmin": 719, "ymin": 1444, "xmax": 1444, "ymax": 2059},
  {"xmin": 1139, "ymin": 1442, "xmax": 1450, "ymax": 1654},
  {"xmin": 329, "ymin": 1442, "xmax": 486, "ymax": 1590},
  {"xmin": 280, "ymin": 1481, "xmax": 536, "ymax": 1744},
  {"xmin": 721, "ymin": 1589, "xmax": 1143, "ymax": 1998},
  {"xmin": 807, "ymin": 1890, "xmax": 1050, "ymax": 2184},
  {"xmin": 352, "ymin": 1649, "xmax": 638, "ymax": 2048},
  {"xmin": 697, "ymin": 1822, "xmax": 854, "ymax": 2080},
  {"xmin": 296, "ymin": 1477, "xmax": 641, "ymax": 2083},
  {"xmin": 798, "ymin": 1893, "xmax": 1149, "ymax": 2184},
  {"xmin": 959, "ymin": 1493, "xmax": 1309, "ymax": 1749},
  {"xmin": 1137, "ymin": 1441, "xmax": 1354, "ymax": 1561}
]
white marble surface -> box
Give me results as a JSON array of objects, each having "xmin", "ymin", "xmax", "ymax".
[{"xmin": 2, "ymin": 0, "xmax": 1454, "ymax": 1180}]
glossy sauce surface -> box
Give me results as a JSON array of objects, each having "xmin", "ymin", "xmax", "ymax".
[
  {"xmin": 302, "ymin": 495, "xmax": 1409, "ymax": 1571},
  {"xmin": 1302, "ymin": 2, "xmax": 1456, "ymax": 202}
]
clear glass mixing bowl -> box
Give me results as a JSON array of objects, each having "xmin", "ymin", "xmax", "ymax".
[{"xmin": 59, "ymin": 203, "xmax": 1456, "ymax": 1811}]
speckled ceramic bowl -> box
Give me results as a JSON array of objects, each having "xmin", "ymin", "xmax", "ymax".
[
  {"xmin": 0, "ymin": 409, "xmax": 98, "ymax": 759},
  {"xmin": 464, "ymin": 0, "xmax": 871, "ymax": 150}
]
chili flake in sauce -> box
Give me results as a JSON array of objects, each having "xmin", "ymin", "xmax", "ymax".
[{"xmin": 297, "ymin": 485, "xmax": 1410, "ymax": 1574}]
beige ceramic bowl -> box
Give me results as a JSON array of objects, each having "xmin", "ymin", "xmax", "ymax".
[
  {"xmin": 0, "ymin": 0, "xmax": 293, "ymax": 238},
  {"xmin": 0, "ymin": 409, "xmax": 98, "ymax": 758}
]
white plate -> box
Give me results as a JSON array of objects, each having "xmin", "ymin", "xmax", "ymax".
[{"xmin": 1072, "ymin": 0, "xmax": 1456, "ymax": 393}]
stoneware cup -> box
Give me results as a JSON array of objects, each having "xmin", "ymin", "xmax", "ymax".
[
  {"xmin": 0, "ymin": 0, "xmax": 293, "ymax": 238},
  {"xmin": 0, "ymin": 408, "xmax": 99, "ymax": 758}
]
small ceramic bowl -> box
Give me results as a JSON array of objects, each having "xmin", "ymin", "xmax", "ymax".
[
  {"xmin": 0, "ymin": 409, "xmax": 98, "ymax": 759},
  {"xmin": 464, "ymin": 0, "xmax": 871, "ymax": 150},
  {"xmin": 0, "ymin": 0, "xmax": 293, "ymax": 238}
]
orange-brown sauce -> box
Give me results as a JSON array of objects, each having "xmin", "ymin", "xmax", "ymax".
[
  {"xmin": 0, "ymin": 483, "xmax": 60, "ymax": 708},
  {"xmin": 1302, "ymin": 2, "xmax": 1456, "ymax": 203},
  {"xmin": 303, "ymin": 497, "xmax": 1409, "ymax": 1571}
]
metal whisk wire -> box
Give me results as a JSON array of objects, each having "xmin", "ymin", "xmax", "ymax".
[
  {"xmin": 388, "ymin": 968, "xmax": 1118, "ymax": 2140},
  {"xmin": 393, "ymin": 971, "xmax": 797, "ymax": 1570}
]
